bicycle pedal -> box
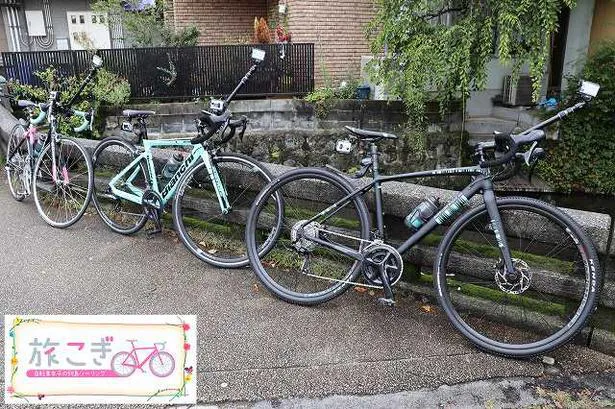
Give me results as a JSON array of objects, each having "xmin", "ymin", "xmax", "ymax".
[
  {"xmin": 377, "ymin": 297, "xmax": 396, "ymax": 307},
  {"xmin": 145, "ymin": 226, "xmax": 163, "ymax": 238}
]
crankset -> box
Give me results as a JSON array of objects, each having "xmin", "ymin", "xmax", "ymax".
[
  {"xmin": 361, "ymin": 242, "xmax": 404, "ymax": 287},
  {"xmin": 142, "ymin": 189, "xmax": 164, "ymax": 235}
]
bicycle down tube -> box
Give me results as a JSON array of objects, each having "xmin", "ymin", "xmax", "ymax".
[
  {"xmin": 301, "ymin": 164, "xmax": 517, "ymax": 276},
  {"xmin": 107, "ymin": 138, "xmax": 231, "ymax": 213}
]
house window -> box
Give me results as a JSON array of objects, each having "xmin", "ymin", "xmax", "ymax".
[
  {"xmin": 92, "ymin": 15, "xmax": 97, "ymax": 23},
  {"xmin": 99, "ymin": 15, "xmax": 105, "ymax": 24},
  {"xmin": 71, "ymin": 15, "xmax": 77, "ymax": 24},
  {"xmin": 79, "ymin": 15, "xmax": 85, "ymax": 24}
]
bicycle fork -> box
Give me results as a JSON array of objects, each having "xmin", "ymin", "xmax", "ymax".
[{"xmin": 202, "ymin": 150, "xmax": 232, "ymax": 214}]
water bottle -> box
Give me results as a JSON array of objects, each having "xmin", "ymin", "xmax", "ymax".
[
  {"xmin": 33, "ymin": 135, "xmax": 46, "ymax": 157},
  {"xmin": 161, "ymin": 152, "xmax": 184, "ymax": 181},
  {"xmin": 404, "ymin": 196, "xmax": 441, "ymax": 231}
]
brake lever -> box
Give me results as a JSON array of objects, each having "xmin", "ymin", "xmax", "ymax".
[{"xmin": 522, "ymin": 141, "xmax": 539, "ymax": 166}]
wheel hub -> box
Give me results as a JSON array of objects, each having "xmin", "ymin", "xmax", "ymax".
[
  {"xmin": 495, "ymin": 258, "xmax": 532, "ymax": 294},
  {"xmin": 291, "ymin": 220, "xmax": 322, "ymax": 252}
]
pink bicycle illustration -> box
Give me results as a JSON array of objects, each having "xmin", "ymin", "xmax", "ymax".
[{"xmin": 110, "ymin": 340, "xmax": 175, "ymax": 377}]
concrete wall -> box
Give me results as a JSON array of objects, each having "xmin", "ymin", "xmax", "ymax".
[{"xmin": 561, "ymin": 0, "xmax": 595, "ymax": 91}]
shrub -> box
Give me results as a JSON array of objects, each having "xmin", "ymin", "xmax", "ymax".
[
  {"xmin": 7, "ymin": 66, "xmax": 131, "ymax": 138},
  {"xmin": 537, "ymin": 41, "xmax": 615, "ymax": 194}
]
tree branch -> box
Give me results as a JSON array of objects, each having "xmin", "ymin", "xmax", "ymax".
[{"xmin": 418, "ymin": 7, "xmax": 466, "ymax": 20}]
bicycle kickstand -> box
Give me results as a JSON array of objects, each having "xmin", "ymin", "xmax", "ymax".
[{"xmin": 377, "ymin": 266, "xmax": 396, "ymax": 307}]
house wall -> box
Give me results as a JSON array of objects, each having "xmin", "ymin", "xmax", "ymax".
[
  {"xmin": 285, "ymin": 0, "xmax": 376, "ymax": 86},
  {"xmin": 1, "ymin": 0, "xmax": 92, "ymax": 52},
  {"xmin": 561, "ymin": 0, "xmax": 595, "ymax": 91},
  {"xmin": 589, "ymin": 0, "xmax": 615, "ymax": 53},
  {"xmin": 172, "ymin": 0, "xmax": 272, "ymax": 44}
]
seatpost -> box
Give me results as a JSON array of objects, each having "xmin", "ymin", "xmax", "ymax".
[
  {"xmin": 371, "ymin": 142, "xmax": 385, "ymax": 235},
  {"xmin": 224, "ymin": 64, "xmax": 258, "ymax": 105}
]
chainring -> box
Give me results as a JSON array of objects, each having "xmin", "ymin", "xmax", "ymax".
[
  {"xmin": 141, "ymin": 189, "xmax": 164, "ymax": 211},
  {"xmin": 361, "ymin": 242, "xmax": 403, "ymax": 287}
]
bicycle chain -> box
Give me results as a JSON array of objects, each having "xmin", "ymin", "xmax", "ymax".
[{"xmin": 299, "ymin": 227, "xmax": 398, "ymax": 290}]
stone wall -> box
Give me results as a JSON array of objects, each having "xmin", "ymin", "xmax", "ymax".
[{"xmin": 106, "ymin": 99, "xmax": 466, "ymax": 178}]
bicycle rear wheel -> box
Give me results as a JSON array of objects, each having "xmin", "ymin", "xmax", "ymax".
[
  {"xmin": 246, "ymin": 167, "xmax": 371, "ymax": 305},
  {"xmin": 92, "ymin": 137, "xmax": 148, "ymax": 234},
  {"xmin": 5, "ymin": 123, "xmax": 29, "ymax": 201},
  {"xmin": 434, "ymin": 196, "xmax": 601, "ymax": 357},
  {"xmin": 33, "ymin": 137, "xmax": 93, "ymax": 228},
  {"xmin": 173, "ymin": 152, "xmax": 281, "ymax": 268}
]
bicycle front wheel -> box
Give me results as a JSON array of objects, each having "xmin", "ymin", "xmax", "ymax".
[
  {"xmin": 92, "ymin": 137, "xmax": 148, "ymax": 234},
  {"xmin": 246, "ymin": 167, "xmax": 371, "ymax": 305},
  {"xmin": 173, "ymin": 152, "xmax": 280, "ymax": 268},
  {"xmin": 5, "ymin": 123, "xmax": 29, "ymax": 201},
  {"xmin": 434, "ymin": 196, "xmax": 602, "ymax": 357},
  {"xmin": 33, "ymin": 137, "xmax": 93, "ymax": 228}
]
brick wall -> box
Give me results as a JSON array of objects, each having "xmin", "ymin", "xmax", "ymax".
[
  {"xmin": 286, "ymin": 0, "xmax": 377, "ymax": 86},
  {"xmin": 172, "ymin": 0, "xmax": 272, "ymax": 44},
  {"xmin": 171, "ymin": 0, "xmax": 377, "ymax": 86}
]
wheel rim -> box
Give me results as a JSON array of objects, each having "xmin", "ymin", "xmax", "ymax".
[
  {"xmin": 33, "ymin": 139, "xmax": 92, "ymax": 227},
  {"xmin": 250, "ymin": 173, "xmax": 367, "ymax": 300},
  {"xmin": 437, "ymin": 203, "xmax": 595, "ymax": 352},
  {"xmin": 175, "ymin": 156, "xmax": 275, "ymax": 265},
  {"xmin": 93, "ymin": 140, "xmax": 147, "ymax": 233},
  {"xmin": 149, "ymin": 351, "xmax": 175, "ymax": 377},
  {"xmin": 111, "ymin": 352, "xmax": 136, "ymax": 377}
]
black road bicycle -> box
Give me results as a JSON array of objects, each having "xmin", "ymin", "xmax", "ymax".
[{"xmin": 245, "ymin": 80, "xmax": 603, "ymax": 357}]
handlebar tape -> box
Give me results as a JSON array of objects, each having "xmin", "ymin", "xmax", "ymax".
[
  {"xmin": 30, "ymin": 109, "xmax": 47, "ymax": 126},
  {"xmin": 190, "ymin": 110, "xmax": 231, "ymax": 144},
  {"xmin": 72, "ymin": 110, "xmax": 92, "ymax": 133}
]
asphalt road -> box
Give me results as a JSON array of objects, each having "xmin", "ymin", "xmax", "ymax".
[{"xmin": 0, "ymin": 181, "xmax": 614, "ymax": 408}]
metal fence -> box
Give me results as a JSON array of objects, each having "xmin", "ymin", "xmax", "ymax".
[{"xmin": 1, "ymin": 43, "xmax": 314, "ymax": 100}]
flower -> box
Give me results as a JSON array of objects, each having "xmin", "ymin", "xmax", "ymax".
[
  {"xmin": 12, "ymin": 317, "xmax": 21, "ymax": 327},
  {"xmin": 11, "ymin": 357, "xmax": 17, "ymax": 366},
  {"xmin": 184, "ymin": 374, "xmax": 192, "ymax": 382},
  {"xmin": 183, "ymin": 343, "xmax": 191, "ymax": 351},
  {"xmin": 7, "ymin": 386, "xmax": 14, "ymax": 394},
  {"xmin": 182, "ymin": 323, "xmax": 190, "ymax": 331}
]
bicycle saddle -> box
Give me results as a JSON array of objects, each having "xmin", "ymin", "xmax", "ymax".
[
  {"xmin": 126, "ymin": 339, "xmax": 138, "ymax": 343},
  {"xmin": 123, "ymin": 109, "xmax": 156, "ymax": 118},
  {"xmin": 345, "ymin": 126, "xmax": 398, "ymax": 141}
]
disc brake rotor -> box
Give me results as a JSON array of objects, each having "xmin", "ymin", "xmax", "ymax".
[{"xmin": 495, "ymin": 258, "xmax": 532, "ymax": 294}]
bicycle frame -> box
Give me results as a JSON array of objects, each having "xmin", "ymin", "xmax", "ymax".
[
  {"xmin": 304, "ymin": 143, "xmax": 517, "ymax": 276},
  {"xmin": 120, "ymin": 343, "xmax": 164, "ymax": 369},
  {"xmin": 108, "ymin": 138, "xmax": 231, "ymax": 212}
]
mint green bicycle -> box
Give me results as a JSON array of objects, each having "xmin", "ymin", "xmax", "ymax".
[{"xmin": 92, "ymin": 48, "xmax": 283, "ymax": 268}]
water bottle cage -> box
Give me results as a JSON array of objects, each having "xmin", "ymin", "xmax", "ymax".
[{"xmin": 353, "ymin": 156, "xmax": 373, "ymax": 179}]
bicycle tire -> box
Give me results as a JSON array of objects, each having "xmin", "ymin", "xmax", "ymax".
[
  {"xmin": 91, "ymin": 137, "xmax": 148, "ymax": 234},
  {"xmin": 32, "ymin": 137, "xmax": 94, "ymax": 228},
  {"xmin": 246, "ymin": 167, "xmax": 371, "ymax": 305},
  {"xmin": 434, "ymin": 196, "xmax": 602, "ymax": 357},
  {"xmin": 173, "ymin": 152, "xmax": 281, "ymax": 268},
  {"xmin": 5, "ymin": 123, "xmax": 30, "ymax": 201}
]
